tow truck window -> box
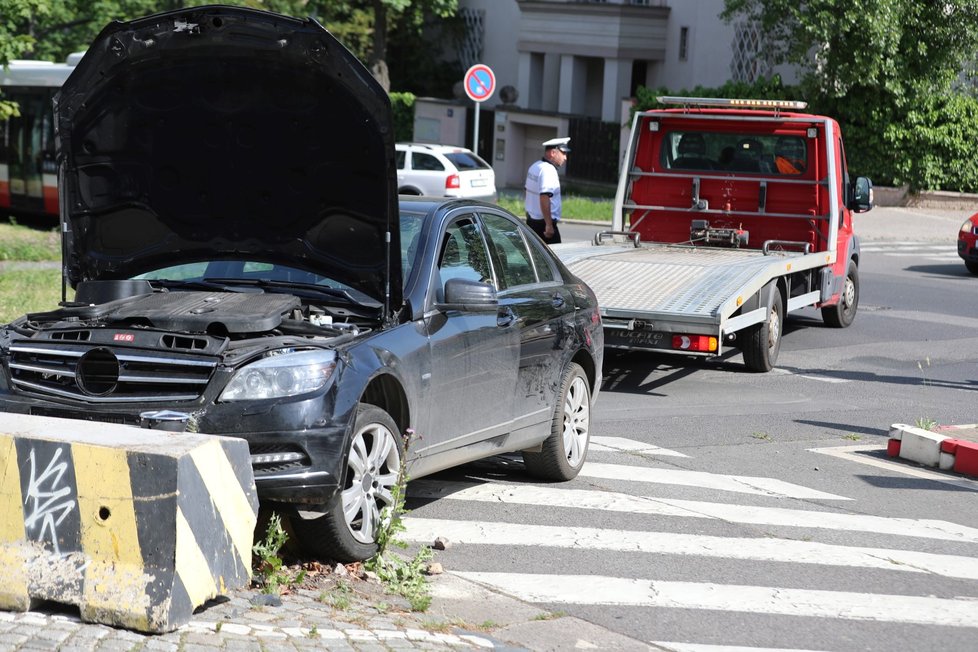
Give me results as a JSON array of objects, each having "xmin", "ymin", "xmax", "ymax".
[{"xmin": 662, "ymin": 131, "xmax": 808, "ymax": 175}]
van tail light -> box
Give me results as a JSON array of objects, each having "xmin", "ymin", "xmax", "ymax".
[
  {"xmin": 445, "ymin": 174, "xmax": 460, "ymax": 189},
  {"xmin": 672, "ymin": 334, "xmax": 717, "ymax": 352}
]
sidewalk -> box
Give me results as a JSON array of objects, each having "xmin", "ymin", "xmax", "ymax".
[{"xmin": 0, "ymin": 566, "xmax": 661, "ymax": 651}]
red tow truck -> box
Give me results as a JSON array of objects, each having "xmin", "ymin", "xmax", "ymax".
[{"xmin": 555, "ymin": 96, "xmax": 874, "ymax": 371}]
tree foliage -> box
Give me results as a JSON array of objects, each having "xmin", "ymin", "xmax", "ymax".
[
  {"xmin": 718, "ymin": 0, "xmax": 978, "ymax": 192},
  {"xmin": 0, "ymin": 0, "xmax": 460, "ymax": 92},
  {"xmin": 721, "ymin": 0, "xmax": 978, "ymax": 102}
]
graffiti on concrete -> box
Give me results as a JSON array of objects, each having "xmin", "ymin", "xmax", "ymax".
[{"xmin": 23, "ymin": 446, "xmax": 76, "ymax": 553}]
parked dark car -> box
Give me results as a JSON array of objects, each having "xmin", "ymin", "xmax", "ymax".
[{"xmin": 0, "ymin": 6, "xmax": 603, "ymax": 562}]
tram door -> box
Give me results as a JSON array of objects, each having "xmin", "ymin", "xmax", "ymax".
[{"xmin": 1, "ymin": 89, "xmax": 56, "ymax": 215}]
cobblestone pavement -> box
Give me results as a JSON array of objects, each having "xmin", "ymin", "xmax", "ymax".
[{"xmin": 0, "ymin": 579, "xmax": 507, "ymax": 652}]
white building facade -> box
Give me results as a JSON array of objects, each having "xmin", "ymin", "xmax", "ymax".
[{"xmin": 415, "ymin": 0, "xmax": 795, "ymax": 188}]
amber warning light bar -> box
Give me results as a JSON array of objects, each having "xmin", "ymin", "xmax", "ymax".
[{"xmin": 657, "ymin": 96, "xmax": 808, "ymax": 110}]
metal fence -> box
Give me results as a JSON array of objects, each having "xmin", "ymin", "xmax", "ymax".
[{"xmin": 567, "ymin": 116, "xmax": 620, "ymax": 184}]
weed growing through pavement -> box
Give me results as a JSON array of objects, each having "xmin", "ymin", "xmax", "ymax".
[
  {"xmin": 751, "ymin": 432, "xmax": 772, "ymax": 441},
  {"xmin": 364, "ymin": 428, "xmax": 434, "ymax": 612},
  {"xmin": 252, "ymin": 512, "xmax": 290, "ymax": 595},
  {"xmin": 843, "ymin": 433, "xmax": 861, "ymax": 441},
  {"xmin": 917, "ymin": 357, "xmax": 931, "ymax": 386},
  {"xmin": 915, "ymin": 417, "xmax": 939, "ymax": 431},
  {"xmin": 320, "ymin": 580, "xmax": 353, "ymax": 610},
  {"xmin": 532, "ymin": 611, "xmax": 566, "ymax": 621},
  {"xmin": 307, "ymin": 625, "xmax": 319, "ymax": 638}
]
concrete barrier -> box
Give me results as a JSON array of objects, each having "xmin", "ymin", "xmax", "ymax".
[{"xmin": 0, "ymin": 414, "xmax": 257, "ymax": 633}]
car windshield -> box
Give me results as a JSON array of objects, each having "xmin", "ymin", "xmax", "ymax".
[
  {"xmin": 133, "ymin": 261, "xmax": 373, "ymax": 300},
  {"xmin": 444, "ymin": 151, "xmax": 490, "ymax": 171},
  {"xmin": 399, "ymin": 210, "xmax": 425, "ymax": 285}
]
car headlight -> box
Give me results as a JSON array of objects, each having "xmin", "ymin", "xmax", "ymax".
[
  {"xmin": 220, "ymin": 349, "xmax": 337, "ymax": 401},
  {"xmin": 962, "ymin": 218, "xmax": 976, "ymax": 233}
]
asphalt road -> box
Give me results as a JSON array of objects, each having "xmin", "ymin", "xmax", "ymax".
[{"xmin": 404, "ymin": 205, "xmax": 978, "ymax": 652}]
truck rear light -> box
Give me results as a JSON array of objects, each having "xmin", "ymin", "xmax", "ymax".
[
  {"xmin": 672, "ymin": 334, "xmax": 717, "ymax": 352},
  {"xmin": 445, "ymin": 174, "xmax": 460, "ymax": 189}
]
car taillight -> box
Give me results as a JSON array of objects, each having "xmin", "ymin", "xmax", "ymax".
[
  {"xmin": 445, "ymin": 174, "xmax": 460, "ymax": 189},
  {"xmin": 672, "ymin": 334, "xmax": 717, "ymax": 352}
]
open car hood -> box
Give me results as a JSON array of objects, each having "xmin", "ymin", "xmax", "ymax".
[{"xmin": 55, "ymin": 5, "xmax": 400, "ymax": 313}]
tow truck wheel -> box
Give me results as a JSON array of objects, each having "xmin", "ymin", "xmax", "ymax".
[
  {"xmin": 821, "ymin": 260, "xmax": 859, "ymax": 328},
  {"xmin": 743, "ymin": 289, "xmax": 783, "ymax": 372},
  {"xmin": 292, "ymin": 404, "xmax": 403, "ymax": 563},
  {"xmin": 523, "ymin": 362, "xmax": 591, "ymax": 481}
]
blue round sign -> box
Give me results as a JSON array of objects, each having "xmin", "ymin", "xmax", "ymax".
[{"xmin": 464, "ymin": 64, "xmax": 496, "ymax": 103}]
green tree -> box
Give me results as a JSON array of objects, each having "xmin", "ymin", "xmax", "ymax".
[
  {"xmin": 722, "ymin": 0, "xmax": 978, "ymax": 191},
  {"xmin": 721, "ymin": 0, "xmax": 978, "ymax": 101}
]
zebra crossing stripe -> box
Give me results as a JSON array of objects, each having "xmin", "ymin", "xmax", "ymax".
[
  {"xmin": 590, "ymin": 436, "xmax": 689, "ymax": 457},
  {"xmin": 578, "ymin": 462, "xmax": 850, "ymax": 500},
  {"xmin": 453, "ymin": 573, "xmax": 978, "ymax": 628},
  {"xmin": 406, "ymin": 481, "xmax": 978, "ymax": 542},
  {"xmin": 403, "ymin": 518, "xmax": 978, "ymax": 580},
  {"xmin": 653, "ymin": 644, "xmax": 832, "ymax": 652},
  {"xmin": 0, "ymin": 414, "xmax": 258, "ymax": 633}
]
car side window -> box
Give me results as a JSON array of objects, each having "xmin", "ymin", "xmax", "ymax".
[
  {"xmin": 395, "ymin": 150, "xmax": 406, "ymax": 170},
  {"xmin": 413, "ymin": 152, "xmax": 444, "ymax": 172},
  {"xmin": 480, "ymin": 213, "xmax": 537, "ymax": 290},
  {"xmin": 438, "ymin": 216, "xmax": 493, "ymax": 294},
  {"xmin": 526, "ymin": 236, "xmax": 556, "ymax": 283}
]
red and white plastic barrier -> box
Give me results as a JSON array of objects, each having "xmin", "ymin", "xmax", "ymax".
[{"xmin": 888, "ymin": 423, "xmax": 978, "ymax": 478}]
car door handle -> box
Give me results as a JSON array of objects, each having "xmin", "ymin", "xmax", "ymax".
[{"xmin": 497, "ymin": 307, "xmax": 516, "ymax": 328}]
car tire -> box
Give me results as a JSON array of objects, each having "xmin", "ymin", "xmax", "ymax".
[
  {"xmin": 522, "ymin": 362, "xmax": 591, "ymax": 481},
  {"xmin": 292, "ymin": 404, "xmax": 403, "ymax": 563},
  {"xmin": 966, "ymin": 260, "xmax": 978, "ymax": 275},
  {"xmin": 742, "ymin": 287, "xmax": 783, "ymax": 372},
  {"xmin": 821, "ymin": 260, "xmax": 859, "ymax": 328}
]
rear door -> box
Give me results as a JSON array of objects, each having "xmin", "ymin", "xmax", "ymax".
[
  {"xmin": 422, "ymin": 212, "xmax": 520, "ymax": 453},
  {"xmin": 479, "ymin": 210, "xmax": 572, "ymax": 433}
]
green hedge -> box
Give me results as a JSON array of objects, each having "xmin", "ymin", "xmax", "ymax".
[
  {"xmin": 390, "ymin": 91, "xmax": 415, "ymax": 143},
  {"xmin": 635, "ymin": 79, "xmax": 978, "ymax": 194}
]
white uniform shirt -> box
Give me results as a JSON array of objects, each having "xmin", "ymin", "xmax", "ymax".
[{"xmin": 524, "ymin": 159, "xmax": 562, "ymax": 222}]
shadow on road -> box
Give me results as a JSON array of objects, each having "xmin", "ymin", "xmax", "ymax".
[{"xmin": 903, "ymin": 263, "xmax": 974, "ymax": 278}]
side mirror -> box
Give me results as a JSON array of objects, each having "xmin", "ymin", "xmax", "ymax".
[
  {"xmin": 849, "ymin": 177, "xmax": 874, "ymax": 213},
  {"xmin": 436, "ymin": 278, "xmax": 498, "ymax": 312}
]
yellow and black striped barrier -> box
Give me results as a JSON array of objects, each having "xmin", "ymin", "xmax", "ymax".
[{"xmin": 0, "ymin": 413, "xmax": 258, "ymax": 633}]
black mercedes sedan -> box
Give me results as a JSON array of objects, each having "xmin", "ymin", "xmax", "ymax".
[{"xmin": 0, "ymin": 6, "xmax": 603, "ymax": 562}]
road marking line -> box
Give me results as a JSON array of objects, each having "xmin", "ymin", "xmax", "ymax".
[
  {"xmin": 454, "ymin": 573, "xmax": 978, "ymax": 628},
  {"xmin": 407, "ymin": 481, "xmax": 978, "ymax": 542},
  {"xmin": 590, "ymin": 436, "xmax": 689, "ymax": 457},
  {"xmin": 809, "ymin": 444, "xmax": 978, "ymax": 491},
  {"xmin": 579, "ymin": 462, "xmax": 850, "ymax": 500},
  {"xmin": 653, "ymin": 643, "xmax": 832, "ymax": 652},
  {"xmin": 403, "ymin": 518, "xmax": 978, "ymax": 580}
]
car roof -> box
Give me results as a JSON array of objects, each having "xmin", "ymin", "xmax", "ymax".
[{"xmin": 396, "ymin": 142, "xmax": 475, "ymax": 154}]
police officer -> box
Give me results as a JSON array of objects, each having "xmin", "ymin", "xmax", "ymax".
[{"xmin": 524, "ymin": 137, "xmax": 570, "ymax": 244}]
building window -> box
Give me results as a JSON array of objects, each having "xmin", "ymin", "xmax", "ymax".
[
  {"xmin": 679, "ymin": 26, "xmax": 689, "ymax": 62},
  {"xmin": 731, "ymin": 21, "xmax": 772, "ymax": 83}
]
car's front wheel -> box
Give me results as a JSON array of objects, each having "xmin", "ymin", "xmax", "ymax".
[
  {"xmin": 966, "ymin": 260, "xmax": 978, "ymax": 275},
  {"xmin": 523, "ymin": 362, "xmax": 591, "ymax": 481},
  {"xmin": 293, "ymin": 404, "xmax": 403, "ymax": 562}
]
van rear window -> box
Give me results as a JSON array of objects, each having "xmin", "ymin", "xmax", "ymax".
[{"xmin": 661, "ymin": 131, "xmax": 808, "ymax": 175}]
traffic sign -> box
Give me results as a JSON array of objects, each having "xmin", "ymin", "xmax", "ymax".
[{"xmin": 463, "ymin": 64, "xmax": 496, "ymax": 103}]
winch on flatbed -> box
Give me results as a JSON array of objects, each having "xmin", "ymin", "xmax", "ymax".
[{"xmin": 553, "ymin": 96, "xmax": 874, "ymax": 372}]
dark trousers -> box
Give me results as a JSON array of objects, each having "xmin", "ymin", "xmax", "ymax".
[{"xmin": 526, "ymin": 215, "xmax": 562, "ymax": 245}]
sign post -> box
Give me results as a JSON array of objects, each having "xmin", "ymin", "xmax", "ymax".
[{"xmin": 463, "ymin": 64, "xmax": 496, "ymax": 158}]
